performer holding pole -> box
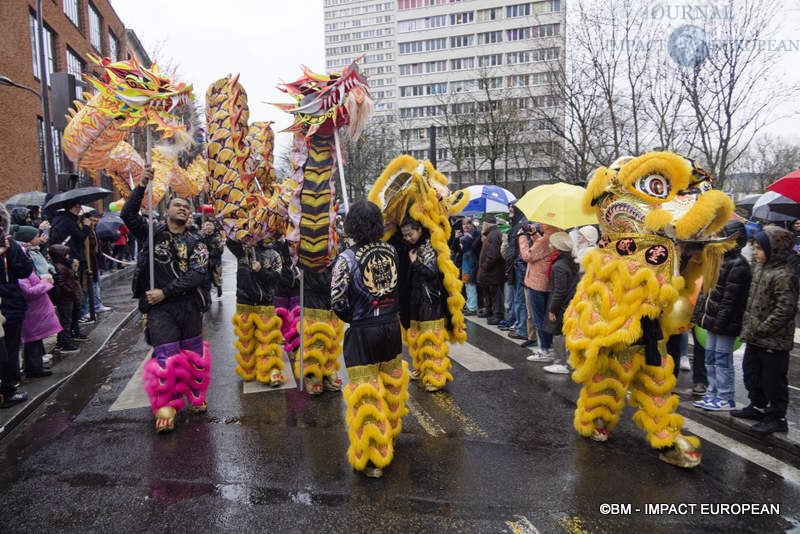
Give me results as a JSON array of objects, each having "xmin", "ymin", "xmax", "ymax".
[{"xmin": 121, "ymin": 166, "xmax": 212, "ymax": 434}]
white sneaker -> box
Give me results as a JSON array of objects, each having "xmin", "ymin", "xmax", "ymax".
[
  {"xmin": 527, "ymin": 349, "xmax": 554, "ymax": 363},
  {"xmin": 42, "ymin": 353, "xmax": 53, "ymax": 366},
  {"xmin": 543, "ymin": 363, "xmax": 571, "ymax": 375},
  {"xmin": 95, "ymin": 306, "xmax": 112, "ymax": 313},
  {"xmin": 679, "ymin": 356, "xmax": 691, "ymax": 371}
]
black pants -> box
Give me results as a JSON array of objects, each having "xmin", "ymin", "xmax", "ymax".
[
  {"xmin": 23, "ymin": 340, "xmax": 46, "ymax": 375},
  {"xmin": 485, "ymin": 283, "xmax": 505, "ymax": 320},
  {"xmin": 742, "ymin": 344, "xmax": 789, "ymax": 420},
  {"xmin": 145, "ymin": 297, "xmax": 203, "ymax": 347},
  {"xmin": 0, "ymin": 322, "xmax": 23, "ymax": 395},
  {"xmin": 56, "ymin": 300, "xmax": 74, "ymax": 346}
]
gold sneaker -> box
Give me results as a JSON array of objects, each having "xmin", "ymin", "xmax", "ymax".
[
  {"xmin": 155, "ymin": 406, "xmax": 176, "ymax": 433},
  {"xmin": 190, "ymin": 401, "xmax": 208, "ymax": 414},
  {"xmin": 589, "ymin": 418, "xmax": 610, "ymax": 442},
  {"xmin": 659, "ymin": 436, "xmax": 702, "ymax": 468}
]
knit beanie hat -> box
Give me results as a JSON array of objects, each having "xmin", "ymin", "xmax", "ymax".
[
  {"xmin": 754, "ymin": 230, "xmax": 771, "ymax": 261},
  {"xmin": 12, "ymin": 225, "xmax": 38, "ymax": 243}
]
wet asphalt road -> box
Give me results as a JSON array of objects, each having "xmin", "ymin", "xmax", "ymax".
[{"xmin": 2, "ymin": 256, "xmax": 800, "ymax": 534}]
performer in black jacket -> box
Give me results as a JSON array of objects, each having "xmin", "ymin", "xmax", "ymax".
[
  {"xmin": 228, "ymin": 239, "xmax": 286, "ymax": 386},
  {"xmin": 120, "ymin": 167, "xmax": 212, "ymax": 433},
  {"xmin": 331, "ymin": 200, "xmax": 409, "ymax": 478}
]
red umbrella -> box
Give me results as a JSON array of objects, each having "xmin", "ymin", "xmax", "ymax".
[{"xmin": 766, "ymin": 168, "xmax": 800, "ymax": 202}]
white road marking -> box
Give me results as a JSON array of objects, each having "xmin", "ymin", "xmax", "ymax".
[
  {"xmin": 406, "ymin": 396, "xmax": 446, "ymax": 437},
  {"xmin": 449, "ymin": 342, "xmax": 512, "ymax": 372},
  {"xmin": 109, "ymin": 352, "xmax": 151, "ymax": 411},
  {"xmin": 790, "ymin": 385, "xmax": 800, "ymax": 392},
  {"xmin": 505, "ymin": 514, "xmax": 541, "ymax": 534},
  {"xmin": 682, "ymin": 418, "xmax": 800, "ymax": 484}
]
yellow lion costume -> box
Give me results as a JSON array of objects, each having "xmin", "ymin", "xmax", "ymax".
[
  {"xmin": 369, "ymin": 155, "xmax": 469, "ymax": 391},
  {"xmin": 565, "ymin": 151, "xmax": 734, "ymax": 468}
]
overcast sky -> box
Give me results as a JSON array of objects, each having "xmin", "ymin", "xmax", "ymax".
[
  {"xmin": 110, "ymin": 0, "xmax": 325, "ymax": 150},
  {"xmin": 111, "ymin": 0, "xmax": 800, "ymax": 151}
]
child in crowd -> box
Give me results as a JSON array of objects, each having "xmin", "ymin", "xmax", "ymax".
[
  {"xmin": 49, "ymin": 245, "xmax": 80, "ymax": 354},
  {"xmin": 691, "ymin": 221, "xmax": 752, "ymax": 411},
  {"xmin": 734, "ymin": 226, "xmax": 798, "ymax": 435}
]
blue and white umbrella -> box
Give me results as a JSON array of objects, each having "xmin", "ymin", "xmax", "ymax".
[{"xmin": 459, "ymin": 185, "xmax": 516, "ymax": 215}]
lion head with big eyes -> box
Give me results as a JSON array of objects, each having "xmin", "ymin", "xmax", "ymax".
[{"xmin": 582, "ymin": 152, "xmax": 732, "ymax": 241}]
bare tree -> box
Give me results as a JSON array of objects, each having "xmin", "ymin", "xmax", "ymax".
[
  {"xmin": 679, "ymin": 0, "xmax": 792, "ymax": 191},
  {"xmin": 736, "ymin": 134, "xmax": 800, "ymax": 192}
]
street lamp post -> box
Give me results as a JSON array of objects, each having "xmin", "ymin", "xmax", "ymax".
[{"xmin": 36, "ymin": 0, "xmax": 58, "ymax": 194}]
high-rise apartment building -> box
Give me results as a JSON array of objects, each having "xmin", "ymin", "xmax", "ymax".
[{"xmin": 323, "ymin": 0, "xmax": 565, "ymax": 193}]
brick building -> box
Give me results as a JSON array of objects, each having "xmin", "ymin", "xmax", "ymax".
[{"xmin": 0, "ymin": 0, "xmax": 131, "ymax": 203}]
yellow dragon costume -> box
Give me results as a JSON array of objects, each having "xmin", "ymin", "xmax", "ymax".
[
  {"xmin": 369, "ymin": 155, "xmax": 469, "ymax": 391},
  {"xmin": 565, "ymin": 151, "xmax": 733, "ymax": 468}
]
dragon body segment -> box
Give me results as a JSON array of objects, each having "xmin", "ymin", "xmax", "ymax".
[{"xmin": 62, "ymin": 53, "xmax": 192, "ymax": 183}]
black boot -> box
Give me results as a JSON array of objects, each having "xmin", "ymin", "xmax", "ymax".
[
  {"xmin": 731, "ymin": 404, "xmax": 766, "ymax": 420},
  {"xmin": 750, "ymin": 417, "xmax": 788, "ymax": 435}
]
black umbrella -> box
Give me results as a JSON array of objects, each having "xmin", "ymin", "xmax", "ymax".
[
  {"xmin": 752, "ymin": 191, "xmax": 799, "ymax": 222},
  {"xmin": 734, "ymin": 194, "xmax": 762, "ymax": 217},
  {"xmin": 44, "ymin": 187, "xmax": 112, "ymax": 212},
  {"xmin": 4, "ymin": 191, "xmax": 47, "ymax": 207},
  {"xmin": 96, "ymin": 214, "xmax": 124, "ymax": 241}
]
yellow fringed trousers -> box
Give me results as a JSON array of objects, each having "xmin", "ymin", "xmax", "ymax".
[
  {"xmin": 231, "ymin": 303, "xmax": 285, "ymax": 383},
  {"xmin": 406, "ymin": 319, "xmax": 453, "ymax": 389},
  {"xmin": 293, "ymin": 307, "xmax": 344, "ymax": 381},
  {"xmin": 342, "ymin": 354, "xmax": 409, "ymax": 471},
  {"xmin": 574, "ymin": 342, "xmax": 699, "ymax": 450}
]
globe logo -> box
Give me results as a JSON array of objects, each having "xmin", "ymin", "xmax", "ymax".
[{"xmin": 667, "ymin": 24, "xmax": 710, "ymax": 67}]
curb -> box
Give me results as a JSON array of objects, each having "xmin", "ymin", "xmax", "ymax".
[
  {"xmin": 680, "ymin": 399, "xmax": 800, "ymax": 460},
  {"xmin": 0, "ymin": 305, "xmax": 140, "ymax": 441}
]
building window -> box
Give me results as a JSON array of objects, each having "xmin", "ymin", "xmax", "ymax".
[
  {"xmin": 478, "ymin": 54, "xmax": 502, "ymax": 67},
  {"xmin": 450, "ymin": 11, "xmax": 474, "ymax": 25},
  {"xmin": 425, "ymin": 38, "xmax": 446, "ymax": 51},
  {"xmin": 399, "ymin": 40, "xmax": 424, "ymax": 54},
  {"xmin": 108, "ymin": 30, "xmax": 119, "ymax": 61},
  {"xmin": 29, "ymin": 12, "xmax": 56, "ymax": 81},
  {"xmin": 450, "ymin": 57, "xmax": 474, "ymax": 71},
  {"xmin": 88, "ymin": 3, "xmax": 102, "ymax": 52},
  {"xmin": 426, "ymin": 82, "xmax": 447, "ymax": 95},
  {"xmin": 37, "ymin": 118, "xmax": 62, "ymax": 189},
  {"xmin": 425, "ymin": 15, "xmax": 447, "ymax": 29},
  {"xmin": 450, "ymin": 34, "xmax": 474, "ymax": 48},
  {"xmin": 425, "ymin": 60, "xmax": 447, "ymax": 73},
  {"xmin": 476, "ymin": 8, "xmax": 503, "ymax": 22},
  {"xmin": 66, "ymin": 47, "xmax": 83, "ymax": 77},
  {"xmin": 477, "ymin": 31, "xmax": 503, "ymax": 45},
  {"xmin": 507, "ymin": 3, "xmax": 532, "ymax": 18},
  {"xmin": 63, "ymin": 0, "xmax": 81, "ymax": 28},
  {"xmin": 450, "ymin": 79, "xmax": 474, "ymax": 93}
]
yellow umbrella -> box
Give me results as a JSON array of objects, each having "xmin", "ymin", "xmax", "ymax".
[{"xmin": 516, "ymin": 183, "xmax": 598, "ymax": 229}]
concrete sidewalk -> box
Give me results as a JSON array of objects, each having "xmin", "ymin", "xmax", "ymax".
[
  {"xmin": 675, "ymin": 346, "xmax": 800, "ymax": 459},
  {"xmin": 0, "ymin": 267, "xmax": 139, "ymax": 439}
]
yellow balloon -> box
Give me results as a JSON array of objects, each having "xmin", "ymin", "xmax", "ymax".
[{"xmin": 661, "ymin": 296, "xmax": 694, "ymax": 336}]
